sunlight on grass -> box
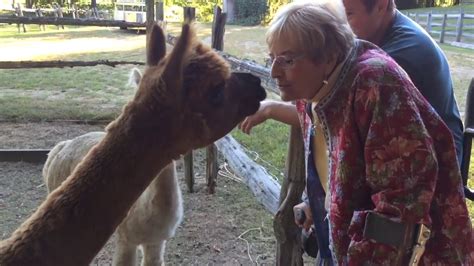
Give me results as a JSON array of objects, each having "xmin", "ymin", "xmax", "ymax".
[
  {"xmin": 232, "ymin": 120, "xmax": 290, "ymax": 181},
  {"xmin": 0, "ymin": 27, "xmax": 146, "ymax": 61}
]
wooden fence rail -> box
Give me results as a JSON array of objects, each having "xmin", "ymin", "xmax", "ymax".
[
  {"xmin": 0, "ymin": 3, "xmax": 132, "ymax": 32},
  {"xmin": 0, "ymin": 15, "xmax": 146, "ymax": 28},
  {"xmin": 0, "ymin": 60, "xmax": 145, "ymax": 69},
  {"xmin": 2, "ymin": 4, "xmax": 110, "ymax": 19},
  {"xmin": 405, "ymin": 10, "xmax": 474, "ymax": 47}
]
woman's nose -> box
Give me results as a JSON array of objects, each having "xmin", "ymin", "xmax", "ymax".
[{"xmin": 270, "ymin": 62, "xmax": 283, "ymax": 79}]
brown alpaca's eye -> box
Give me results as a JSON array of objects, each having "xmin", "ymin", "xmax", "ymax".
[{"xmin": 208, "ymin": 83, "xmax": 225, "ymax": 106}]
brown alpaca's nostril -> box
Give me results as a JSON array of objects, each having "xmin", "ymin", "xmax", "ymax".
[{"xmin": 234, "ymin": 72, "xmax": 261, "ymax": 85}]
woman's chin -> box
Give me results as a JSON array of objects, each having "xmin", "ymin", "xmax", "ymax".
[{"xmin": 280, "ymin": 93, "xmax": 296, "ymax": 102}]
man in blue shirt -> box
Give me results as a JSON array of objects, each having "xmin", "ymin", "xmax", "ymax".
[{"xmin": 343, "ymin": 0, "xmax": 464, "ymax": 164}]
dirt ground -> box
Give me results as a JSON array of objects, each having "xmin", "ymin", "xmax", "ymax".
[{"xmin": 0, "ymin": 122, "xmax": 289, "ymax": 265}]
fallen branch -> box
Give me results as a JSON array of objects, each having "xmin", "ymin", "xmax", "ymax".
[
  {"xmin": 215, "ymin": 135, "xmax": 281, "ymax": 215},
  {"xmin": 0, "ymin": 60, "xmax": 145, "ymax": 69}
]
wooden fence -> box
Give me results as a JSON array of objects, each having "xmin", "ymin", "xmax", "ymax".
[
  {"xmin": 405, "ymin": 10, "xmax": 474, "ymax": 47},
  {"xmin": 0, "ymin": 3, "xmax": 145, "ymax": 31}
]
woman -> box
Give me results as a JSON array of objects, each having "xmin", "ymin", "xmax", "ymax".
[{"xmin": 240, "ymin": 1, "xmax": 472, "ymax": 264}]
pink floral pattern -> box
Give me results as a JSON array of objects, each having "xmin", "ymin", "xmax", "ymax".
[{"xmin": 297, "ymin": 41, "xmax": 473, "ymax": 265}]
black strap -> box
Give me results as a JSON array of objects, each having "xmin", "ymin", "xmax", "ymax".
[{"xmin": 363, "ymin": 212, "xmax": 416, "ymax": 248}]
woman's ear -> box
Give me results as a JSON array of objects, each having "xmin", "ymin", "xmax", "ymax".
[
  {"xmin": 324, "ymin": 56, "xmax": 338, "ymax": 75},
  {"xmin": 376, "ymin": 0, "xmax": 390, "ymax": 14}
]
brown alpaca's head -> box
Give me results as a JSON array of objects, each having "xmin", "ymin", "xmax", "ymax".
[{"xmin": 130, "ymin": 22, "xmax": 266, "ymax": 152}]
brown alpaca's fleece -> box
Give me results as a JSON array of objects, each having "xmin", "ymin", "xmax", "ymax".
[{"xmin": 0, "ymin": 22, "xmax": 266, "ymax": 266}]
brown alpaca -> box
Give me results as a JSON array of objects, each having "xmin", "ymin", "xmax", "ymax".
[
  {"xmin": 0, "ymin": 22, "xmax": 266, "ymax": 266},
  {"xmin": 42, "ymin": 71, "xmax": 181, "ymax": 266}
]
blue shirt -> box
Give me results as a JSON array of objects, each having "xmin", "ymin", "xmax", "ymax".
[{"xmin": 380, "ymin": 11, "xmax": 464, "ymax": 164}]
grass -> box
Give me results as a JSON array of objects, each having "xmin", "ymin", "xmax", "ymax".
[
  {"xmin": 167, "ymin": 22, "xmax": 269, "ymax": 64},
  {"xmin": 1, "ymin": 22, "xmax": 473, "ymax": 221},
  {"xmin": 0, "ymin": 24, "xmax": 147, "ymax": 122}
]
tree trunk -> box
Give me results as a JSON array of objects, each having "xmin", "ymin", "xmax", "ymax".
[
  {"xmin": 25, "ymin": 0, "xmax": 33, "ymax": 8},
  {"xmin": 223, "ymin": 0, "xmax": 235, "ymax": 23},
  {"xmin": 395, "ymin": 0, "xmax": 418, "ymax": 9}
]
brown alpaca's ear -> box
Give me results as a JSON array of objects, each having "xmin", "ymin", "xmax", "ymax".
[
  {"xmin": 146, "ymin": 23, "xmax": 166, "ymax": 66},
  {"xmin": 161, "ymin": 22, "xmax": 192, "ymax": 105}
]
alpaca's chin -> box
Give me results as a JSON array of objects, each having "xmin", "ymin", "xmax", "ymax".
[{"xmin": 239, "ymin": 101, "xmax": 262, "ymax": 119}]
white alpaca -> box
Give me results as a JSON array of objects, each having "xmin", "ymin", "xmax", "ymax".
[{"xmin": 43, "ymin": 132, "xmax": 183, "ymax": 266}]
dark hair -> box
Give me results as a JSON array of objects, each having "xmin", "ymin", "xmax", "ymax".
[{"xmin": 361, "ymin": 0, "xmax": 395, "ymax": 12}]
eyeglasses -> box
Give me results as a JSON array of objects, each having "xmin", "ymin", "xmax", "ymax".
[{"xmin": 268, "ymin": 54, "xmax": 306, "ymax": 70}]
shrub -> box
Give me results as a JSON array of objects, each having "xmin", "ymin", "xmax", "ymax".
[{"xmin": 232, "ymin": 0, "xmax": 267, "ymax": 26}]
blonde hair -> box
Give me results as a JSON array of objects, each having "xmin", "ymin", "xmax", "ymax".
[{"xmin": 266, "ymin": 0, "xmax": 355, "ymax": 63}]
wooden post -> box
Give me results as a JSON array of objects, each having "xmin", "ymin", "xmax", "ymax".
[
  {"xmin": 274, "ymin": 125, "xmax": 306, "ymax": 265},
  {"xmin": 183, "ymin": 6, "xmax": 196, "ymax": 21},
  {"xmin": 73, "ymin": 4, "xmax": 79, "ymax": 19},
  {"xmin": 15, "ymin": 3, "xmax": 26, "ymax": 33},
  {"xmin": 90, "ymin": 0, "xmax": 99, "ymax": 18},
  {"xmin": 461, "ymin": 78, "xmax": 474, "ymax": 183},
  {"xmin": 53, "ymin": 3, "xmax": 65, "ymax": 30},
  {"xmin": 156, "ymin": 1, "xmax": 164, "ymax": 21},
  {"xmin": 146, "ymin": 0, "xmax": 155, "ymax": 30},
  {"xmin": 456, "ymin": 11, "xmax": 464, "ymax": 42},
  {"xmin": 206, "ymin": 5, "xmax": 227, "ymax": 194},
  {"xmin": 211, "ymin": 6, "xmax": 226, "ymax": 50},
  {"xmin": 415, "ymin": 12, "xmax": 419, "ymax": 23},
  {"xmin": 182, "ymin": 5, "xmax": 197, "ymax": 194},
  {"xmin": 426, "ymin": 11, "xmax": 432, "ymax": 33},
  {"xmin": 440, "ymin": 13, "xmax": 448, "ymax": 43},
  {"xmin": 184, "ymin": 151, "xmax": 194, "ymax": 193},
  {"xmin": 35, "ymin": 7, "xmax": 45, "ymax": 31},
  {"xmin": 206, "ymin": 144, "xmax": 218, "ymax": 194},
  {"xmin": 461, "ymin": 78, "xmax": 474, "ymax": 201}
]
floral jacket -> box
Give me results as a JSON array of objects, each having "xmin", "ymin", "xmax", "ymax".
[{"xmin": 296, "ymin": 40, "xmax": 473, "ymax": 265}]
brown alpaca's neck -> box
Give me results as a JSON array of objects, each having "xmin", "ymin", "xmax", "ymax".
[{"xmin": 0, "ymin": 114, "xmax": 179, "ymax": 266}]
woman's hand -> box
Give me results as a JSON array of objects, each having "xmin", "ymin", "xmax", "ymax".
[
  {"xmin": 239, "ymin": 100, "xmax": 300, "ymax": 133},
  {"xmin": 239, "ymin": 100, "xmax": 272, "ymax": 134},
  {"xmin": 293, "ymin": 202, "xmax": 313, "ymax": 231}
]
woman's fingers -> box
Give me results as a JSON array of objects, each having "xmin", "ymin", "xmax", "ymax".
[{"xmin": 293, "ymin": 202, "xmax": 314, "ymax": 230}]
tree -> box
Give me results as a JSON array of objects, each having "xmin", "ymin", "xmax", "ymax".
[
  {"xmin": 223, "ymin": 0, "xmax": 235, "ymax": 23},
  {"xmin": 265, "ymin": 0, "xmax": 290, "ymax": 24}
]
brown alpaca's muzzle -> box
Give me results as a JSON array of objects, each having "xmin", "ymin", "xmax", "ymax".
[{"xmin": 231, "ymin": 72, "xmax": 267, "ymax": 117}]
